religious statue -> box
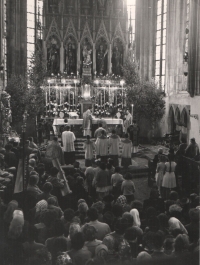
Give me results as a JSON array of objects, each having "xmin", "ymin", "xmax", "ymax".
[
  {"xmin": 96, "ymin": 44, "xmax": 108, "ymax": 76},
  {"xmin": 82, "ymin": 38, "xmax": 92, "ymax": 67},
  {"xmin": 47, "ymin": 40, "xmax": 60, "ymax": 75},
  {"xmin": 65, "ymin": 42, "xmax": 76, "ymax": 75},
  {"xmin": 112, "ymin": 46, "xmax": 123, "ymax": 76}
]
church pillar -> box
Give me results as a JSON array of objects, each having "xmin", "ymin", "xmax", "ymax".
[
  {"xmin": 108, "ymin": 43, "xmax": 112, "ymax": 74},
  {"xmin": 60, "ymin": 42, "xmax": 64, "ymax": 73},
  {"xmin": 43, "ymin": 40, "xmax": 47, "ymax": 61},
  {"xmin": 188, "ymin": 0, "xmax": 200, "ymax": 96},
  {"xmin": 77, "ymin": 42, "xmax": 80, "ymax": 73},
  {"xmin": 93, "ymin": 44, "xmax": 96, "ymax": 74}
]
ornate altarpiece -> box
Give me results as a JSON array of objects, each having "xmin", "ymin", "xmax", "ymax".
[{"xmin": 43, "ymin": 0, "xmax": 129, "ymax": 117}]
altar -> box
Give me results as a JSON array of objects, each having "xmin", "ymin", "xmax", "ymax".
[{"xmin": 53, "ymin": 118, "xmax": 123, "ymax": 137}]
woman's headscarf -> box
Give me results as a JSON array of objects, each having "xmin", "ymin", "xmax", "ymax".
[
  {"xmin": 95, "ymin": 244, "xmax": 108, "ymax": 258},
  {"xmin": 116, "ymin": 195, "xmax": 127, "ymax": 207},
  {"xmin": 3, "ymin": 200, "xmax": 18, "ymax": 224},
  {"xmin": 36, "ymin": 200, "xmax": 48, "ymax": 213},
  {"xmin": 130, "ymin": 209, "xmax": 141, "ymax": 227},
  {"xmin": 137, "ymin": 251, "xmax": 152, "ymax": 264},
  {"xmin": 168, "ymin": 217, "xmax": 188, "ymax": 234},
  {"xmin": 8, "ymin": 210, "xmax": 24, "ymax": 239}
]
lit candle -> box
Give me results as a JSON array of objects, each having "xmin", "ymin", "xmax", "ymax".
[{"xmin": 131, "ymin": 104, "xmax": 134, "ymax": 124}]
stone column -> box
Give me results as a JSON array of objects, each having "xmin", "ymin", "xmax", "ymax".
[
  {"xmin": 108, "ymin": 43, "xmax": 112, "ymax": 74},
  {"xmin": 77, "ymin": 42, "xmax": 80, "ymax": 73},
  {"xmin": 43, "ymin": 40, "xmax": 47, "ymax": 61},
  {"xmin": 60, "ymin": 43, "xmax": 64, "ymax": 73},
  {"xmin": 93, "ymin": 43, "xmax": 96, "ymax": 74}
]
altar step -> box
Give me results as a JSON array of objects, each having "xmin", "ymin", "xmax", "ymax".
[{"xmin": 74, "ymin": 138, "xmax": 122, "ymax": 159}]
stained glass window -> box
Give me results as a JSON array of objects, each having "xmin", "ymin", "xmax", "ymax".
[{"xmin": 155, "ymin": 0, "xmax": 167, "ymax": 89}]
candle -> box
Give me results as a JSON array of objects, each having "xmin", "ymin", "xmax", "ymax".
[
  {"xmin": 45, "ymin": 91, "xmax": 48, "ymax": 115},
  {"xmin": 131, "ymin": 104, "xmax": 134, "ymax": 124},
  {"xmin": 60, "ymin": 88, "xmax": 61, "ymax": 105},
  {"xmin": 104, "ymin": 88, "xmax": 105, "ymax": 110},
  {"xmin": 74, "ymin": 92, "xmax": 75, "ymax": 111}
]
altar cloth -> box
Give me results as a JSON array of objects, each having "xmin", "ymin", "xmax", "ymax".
[{"xmin": 53, "ymin": 118, "xmax": 123, "ymax": 135}]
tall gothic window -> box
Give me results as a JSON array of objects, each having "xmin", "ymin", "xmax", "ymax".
[
  {"xmin": 127, "ymin": 0, "xmax": 136, "ymax": 44},
  {"xmin": 27, "ymin": 1, "xmax": 36, "ymax": 68},
  {"xmin": 184, "ymin": 0, "xmax": 190, "ymax": 57},
  {"xmin": 27, "ymin": 0, "xmax": 43, "ymax": 68},
  {"xmin": 155, "ymin": 0, "xmax": 167, "ymax": 89},
  {"xmin": 2, "ymin": 0, "xmax": 7, "ymax": 86}
]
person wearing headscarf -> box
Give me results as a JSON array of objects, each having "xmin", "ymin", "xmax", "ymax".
[
  {"xmin": 3, "ymin": 200, "xmax": 19, "ymax": 225},
  {"xmin": 168, "ymin": 217, "xmax": 188, "ymax": 234},
  {"xmin": 130, "ymin": 209, "xmax": 141, "ymax": 227},
  {"xmin": 35, "ymin": 200, "xmax": 48, "ymax": 223},
  {"xmin": 95, "ymin": 244, "xmax": 108, "ymax": 259},
  {"xmin": 136, "ymin": 251, "xmax": 152, "ymax": 264},
  {"xmin": 116, "ymin": 195, "xmax": 127, "ymax": 207},
  {"xmin": 8, "ymin": 210, "xmax": 24, "ymax": 240}
]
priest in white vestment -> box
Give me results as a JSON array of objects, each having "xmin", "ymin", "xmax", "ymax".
[
  {"xmin": 83, "ymin": 106, "xmax": 92, "ymax": 137},
  {"xmin": 108, "ymin": 129, "xmax": 121, "ymax": 167},
  {"xmin": 121, "ymin": 133, "xmax": 132, "ymax": 168},
  {"xmin": 124, "ymin": 110, "xmax": 132, "ymax": 133},
  {"xmin": 83, "ymin": 135, "xmax": 96, "ymax": 167},
  {"xmin": 95, "ymin": 130, "xmax": 109, "ymax": 163},
  {"xmin": 62, "ymin": 125, "xmax": 76, "ymax": 165}
]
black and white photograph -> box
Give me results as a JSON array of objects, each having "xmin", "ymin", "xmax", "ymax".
[{"xmin": 0, "ymin": 0, "xmax": 199, "ymax": 264}]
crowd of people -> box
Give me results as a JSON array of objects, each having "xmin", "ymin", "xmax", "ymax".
[{"xmin": 0, "ymin": 127, "xmax": 199, "ymax": 265}]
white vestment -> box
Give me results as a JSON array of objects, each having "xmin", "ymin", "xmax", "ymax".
[
  {"xmin": 109, "ymin": 135, "xmax": 121, "ymax": 155},
  {"xmin": 95, "ymin": 137, "xmax": 109, "ymax": 156},
  {"xmin": 62, "ymin": 131, "xmax": 76, "ymax": 152}
]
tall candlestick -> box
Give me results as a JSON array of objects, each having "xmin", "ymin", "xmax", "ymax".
[
  {"xmin": 131, "ymin": 104, "xmax": 134, "ymax": 124},
  {"xmin": 104, "ymin": 88, "xmax": 105, "ymax": 110},
  {"xmin": 48, "ymin": 82, "xmax": 50, "ymax": 104},
  {"xmin": 45, "ymin": 91, "xmax": 48, "ymax": 115},
  {"xmin": 74, "ymin": 92, "xmax": 75, "ymax": 111},
  {"xmin": 60, "ymin": 88, "xmax": 61, "ymax": 105}
]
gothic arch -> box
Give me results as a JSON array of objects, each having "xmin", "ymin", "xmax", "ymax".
[
  {"xmin": 180, "ymin": 108, "xmax": 188, "ymax": 128},
  {"xmin": 112, "ymin": 21, "xmax": 126, "ymax": 48},
  {"xmin": 80, "ymin": 21, "xmax": 93, "ymax": 47},
  {"xmin": 175, "ymin": 107, "xmax": 181, "ymax": 126},
  {"xmin": 168, "ymin": 106, "xmax": 176, "ymax": 133},
  {"xmin": 46, "ymin": 18, "xmax": 61, "ymax": 48},
  {"xmin": 63, "ymin": 19, "xmax": 78, "ymax": 48},
  {"xmin": 95, "ymin": 20, "xmax": 110, "ymax": 47}
]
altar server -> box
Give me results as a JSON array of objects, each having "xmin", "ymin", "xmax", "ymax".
[
  {"xmin": 83, "ymin": 135, "xmax": 96, "ymax": 167},
  {"xmin": 83, "ymin": 106, "xmax": 93, "ymax": 137},
  {"xmin": 62, "ymin": 125, "xmax": 76, "ymax": 165},
  {"xmin": 108, "ymin": 130, "xmax": 121, "ymax": 167},
  {"xmin": 121, "ymin": 133, "xmax": 132, "ymax": 168},
  {"xmin": 95, "ymin": 130, "xmax": 109, "ymax": 163}
]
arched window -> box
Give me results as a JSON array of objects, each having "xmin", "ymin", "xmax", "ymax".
[
  {"xmin": 155, "ymin": 0, "xmax": 167, "ymax": 90},
  {"xmin": 127, "ymin": 0, "xmax": 136, "ymax": 44}
]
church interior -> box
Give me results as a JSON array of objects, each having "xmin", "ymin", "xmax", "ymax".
[{"xmin": 0, "ymin": 1, "xmax": 199, "ymax": 265}]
